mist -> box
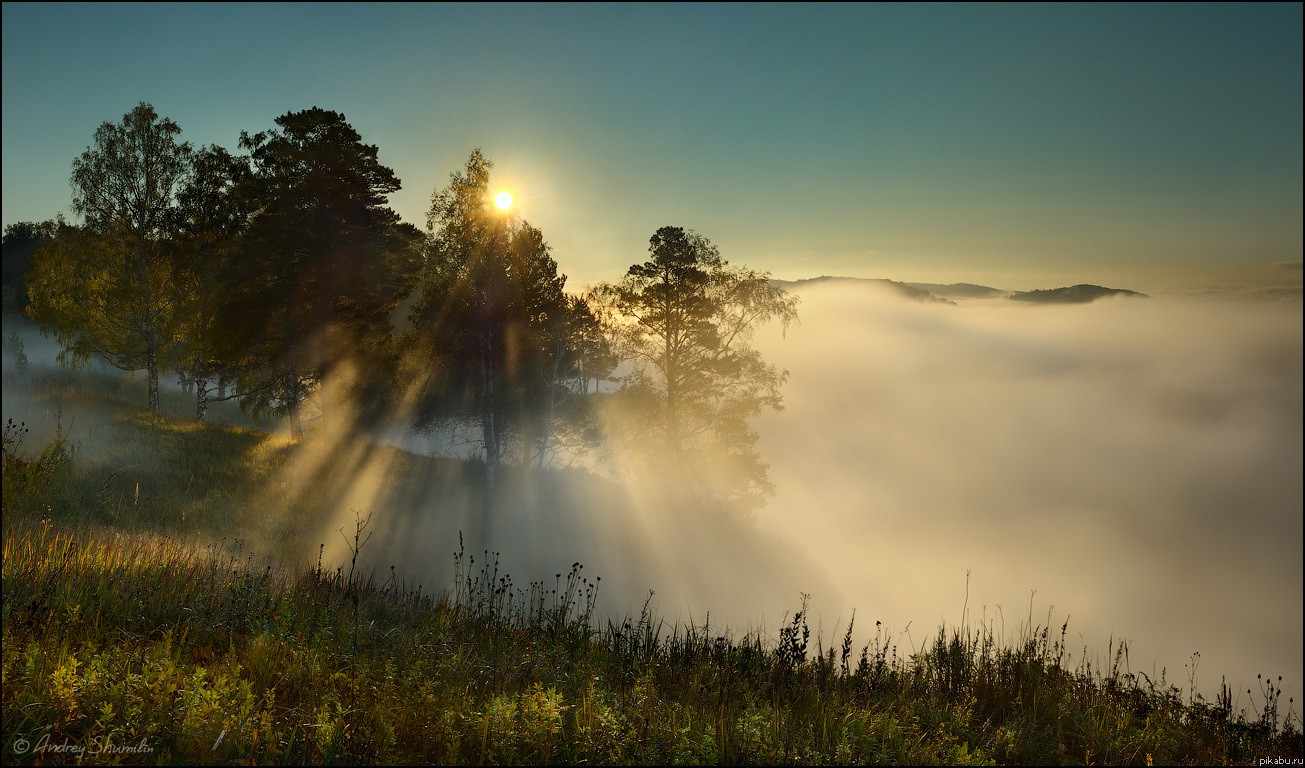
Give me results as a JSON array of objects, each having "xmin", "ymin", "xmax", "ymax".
[
  {"xmin": 3, "ymin": 282, "xmax": 1299, "ymax": 712},
  {"xmin": 750, "ymin": 283, "xmax": 1303, "ymax": 706},
  {"xmin": 274, "ymin": 282, "xmax": 1300, "ymax": 711}
]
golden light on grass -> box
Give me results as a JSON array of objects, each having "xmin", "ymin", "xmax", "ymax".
[{"xmin": 495, "ymin": 192, "xmax": 512, "ymax": 210}]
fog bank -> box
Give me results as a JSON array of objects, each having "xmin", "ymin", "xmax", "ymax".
[
  {"xmin": 751, "ymin": 284, "xmax": 1302, "ymax": 706},
  {"xmin": 4, "ymin": 284, "xmax": 1299, "ymax": 711}
]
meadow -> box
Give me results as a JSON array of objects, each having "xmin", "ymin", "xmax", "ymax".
[{"xmin": 2, "ymin": 359, "xmax": 1302, "ymax": 766}]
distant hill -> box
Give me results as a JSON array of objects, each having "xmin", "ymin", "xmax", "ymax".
[
  {"xmin": 1008, "ymin": 284, "xmax": 1150, "ymax": 304},
  {"xmin": 771, "ymin": 276, "xmax": 955, "ymax": 305},
  {"xmin": 905, "ymin": 282, "xmax": 1005, "ymax": 299},
  {"xmin": 771, "ymin": 276, "xmax": 1149, "ymax": 306}
]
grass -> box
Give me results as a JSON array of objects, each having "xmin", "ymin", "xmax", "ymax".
[{"xmin": 2, "ymin": 377, "xmax": 1303, "ymax": 764}]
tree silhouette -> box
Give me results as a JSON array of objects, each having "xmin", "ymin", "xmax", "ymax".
[
  {"xmin": 3, "ymin": 220, "xmax": 58, "ymax": 313},
  {"xmin": 531, "ymin": 290, "xmax": 617, "ymax": 470},
  {"xmin": 409, "ymin": 150, "xmax": 568, "ymax": 528},
  {"xmin": 170, "ymin": 144, "xmax": 253, "ymax": 421},
  {"xmin": 610, "ymin": 226, "xmax": 798, "ymax": 510},
  {"xmin": 220, "ymin": 107, "xmax": 420, "ymax": 438},
  {"xmin": 571, "ymin": 285, "xmax": 621, "ymax": 398}
]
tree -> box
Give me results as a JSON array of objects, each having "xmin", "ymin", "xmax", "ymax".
[
  {"xmin": 610, "ymin": 226, "xmax": 798, "ymax": 510},
  {"xmin": 28, "ymin": 103, "xmax": 193, "ymax": 412},
  {"xmin": 26, "ymin": 219, "xmax": 186, "ymax": 405},
  {"xmin": 219, "ymin": 108, "xmax": 421, "ymax": 438},
  {"xmin": 572, "ymin": 285, "xmax": 620, "ymax": 397},
  {"xmin": 5, "ymin": 332, "xmax": 29, "ymax": 378},
  {"xmin": 409, "ymin": 150, "xmax": 568, "ymax": 520},
  {"xmin": 530, "ymin": 291, "xmax": 617, "ymax": 470},
  {"xmin": 2, "ymin": 220, "xmax": 58, "ymax": 312},
  {"xmin": 170, "ymin": 144, "xmax": 253, "ymax": 421}
]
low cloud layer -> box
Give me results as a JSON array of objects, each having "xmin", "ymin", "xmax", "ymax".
[
  {"xmin": 4, "ymin": 282, "xmax": 1299, "ymax": 709},
  {"xmin": 750, "ymin": 283, "xmax": 1302, "ymax": 705}
]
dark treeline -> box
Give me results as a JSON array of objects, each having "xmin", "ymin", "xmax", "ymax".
[{"xmin": 5, "ymin": 102, "xmax": 797, "ymax": 518}]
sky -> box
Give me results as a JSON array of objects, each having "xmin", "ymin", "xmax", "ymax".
[{"xmin": 2, "ymin": 3, "xmax": 1301, "ymax": 293}]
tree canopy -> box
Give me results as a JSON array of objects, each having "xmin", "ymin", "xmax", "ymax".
[
  {"xmin": 2, "ymin": 220, "xmax": 57, "ymax": 311},
  {"xmin": 409, "ymin": 150, "xmax": 569, "ymax": 509},
  {"xmin": 27, "ymin": 103, "xmax": 193, "ymax": 411},
  {"xmin": 611, "ymin": 226, "xmax": 798, "ymax": 510},
  {"xmin": 219, "ymin": 107, "xmax": 421, "ymax": 437}
]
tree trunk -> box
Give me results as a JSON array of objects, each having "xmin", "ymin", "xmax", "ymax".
[
  {"xmin": 286, "ymin": 367, "xmax": 304, "ymax": 440},
  {"xmin": 195, "ymin": 375, "xmax": 208, "ymax": 422},
  {"xmin": 536, "ymin": 332, "xmax": 565, "ymax": 472},
  {"xmin": 482, "ymin": 337, "xmax": 497, "ymax": 490},
  {"xmin": 480, "ymin": 331, "xmax": 497, "ymax": 542},
  {"xmin": 147, "ymin": 343, "xmax": 160, "ymax": 413}
]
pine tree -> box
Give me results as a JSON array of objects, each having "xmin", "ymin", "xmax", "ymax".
[
  {"xmin": 219, "ymin": 108, "xmax": 420, "ymax": 438},
  {"xmin": 610, "ymin": 226, "xmax": 799, "ymax": 510},
  {"xmin": 409, "ymin": 151, "xmax": 568, "ymax": 533}
]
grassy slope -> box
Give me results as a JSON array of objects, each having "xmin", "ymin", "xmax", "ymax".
[{"xmin": 2, "ymin": 384, "xmax": 1302, "ymax": 765}]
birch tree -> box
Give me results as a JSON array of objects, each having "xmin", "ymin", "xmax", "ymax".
[{"xmin": 28, "ymin": 103, "xmax": 192, "ymax": 412}]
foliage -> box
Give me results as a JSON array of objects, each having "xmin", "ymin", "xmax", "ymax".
[
  {"xmin": 219, "ymin": 107, "xmax": 421, "ymax": 438},
  {"xmin": 69, "ymin": 103, "xmax": 192, "ymax": 242},
  {"xmin": 2, "ymin": 415, "xmax": 76, "ymax": 513},
  {"xmin": 168, "ymin": 144, "xmax": 254, "ymax": 422},
  {"xmin": 25, "ymin": 219, "xmax": 185, "ymax": 412},
  {"xmin": 409, "ymin": 150, "xmax": 569, "ymax": 504},
  {"xmin": 607, "ymin": 226, "xmax": 799, "ymax": 510},
  {"xmin": 26, "ymin": 103, "xmax": 195, "ymax": 413},
  {"xmin": 2, "ymin": 220, "xmax": 57, "ymax": 311}
]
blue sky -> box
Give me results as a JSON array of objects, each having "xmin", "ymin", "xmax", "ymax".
[{"xmin": 3, "ymin": 3, "xmax": 1301, "ymax": 290}]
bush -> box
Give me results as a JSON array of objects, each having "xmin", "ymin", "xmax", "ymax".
[{"xmin": 2, "ymin": 413, "xmax": 76, "ymax": 512}]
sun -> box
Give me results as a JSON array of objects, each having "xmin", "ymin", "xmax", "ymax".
[{"xmin": 495, "ymin": 192, "xmax": 512, "ymax": 210}]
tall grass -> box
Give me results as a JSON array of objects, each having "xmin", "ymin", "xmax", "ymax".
[
  {"xmin": 4, "ymin": 505, "xmax": 1301, "ymax": 765},
  {"xmin": 2, "ymin": 383, "xmax": 1302, "ymax": 764}
]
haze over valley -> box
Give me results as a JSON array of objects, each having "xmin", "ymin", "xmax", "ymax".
[{"xmin": 3, "ymin": 4, "xmax": 1301, "ymax": 763}]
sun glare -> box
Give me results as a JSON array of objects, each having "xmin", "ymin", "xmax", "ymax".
[{"xmin": 495, "ymin": 192, "xmax": 512, "ymax": 210}]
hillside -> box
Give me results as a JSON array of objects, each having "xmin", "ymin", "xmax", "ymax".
[
  {"xmin": 773, "ymin": 277, "xmax": 1151, "ymax": 305},
  {"xmin": 772, "ymin": 276, "xmax": 956, "ymax": 305},
  {"xmin": 2, "ymin": 379, "xmax": 1300, "ymax": 764},
  {"xmin": 0, "ymin": 380, "xmax": 822, "ymax": 616},
  {"xmin": 1008, "ymin": 284, "xmax": 1150, "ymax": 303},
  {"xmin": 905, "ymin": 282, "xmax": 1006, "ymax": 299}
]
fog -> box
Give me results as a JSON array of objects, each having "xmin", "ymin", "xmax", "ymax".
[
  {"xmin": 3, "ymin": 283, "xmax": 1300, "ymax": 711},
  {"xmin": 300, "ymin": 282, "xmax": 1301, "ymax": 709},
  {"xmin": 750, "ymin": 283, "xmax": 1302, "ymax": 707}
]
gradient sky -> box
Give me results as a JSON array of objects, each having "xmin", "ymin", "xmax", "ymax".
[{"xmin": 3, "ymin": 3, "xmax": 1301, "ymax": 291}]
